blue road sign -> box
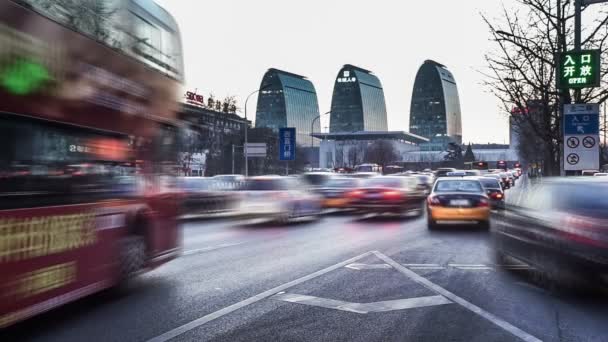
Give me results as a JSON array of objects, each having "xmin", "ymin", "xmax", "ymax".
[
  {"xmin": 564, "ymin": 114, "xmax": 599, "ymax": 135},
  {"xmin": 279, "ymin": 127, "xmax": 296, "ymax": 161}
]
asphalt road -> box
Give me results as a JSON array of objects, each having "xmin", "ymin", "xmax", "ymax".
[{"xmin": 3, "ymin": 208, "xmax": 607, "ymax": 342}]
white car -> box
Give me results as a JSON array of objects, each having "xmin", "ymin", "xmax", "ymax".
[{"xmin": 238, "ymin": 176, "xmax": 322, "ymax": 223}]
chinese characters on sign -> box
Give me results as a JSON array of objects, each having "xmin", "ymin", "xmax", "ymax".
[
  {"xmin": 558, "ymin": 50, "xmax": 600, "ymax": 89},
  {"xmin": 279, "ymin": 127, "xmax": 296, "ymax": 161},
  {"xmin": 563, "ymin": 104, "xmax": 600, "ymax": 171}
]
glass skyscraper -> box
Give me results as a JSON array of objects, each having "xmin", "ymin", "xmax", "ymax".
[
  {"xmin": 409, "ymin": 60, "xmax": 462, "ymax": 150},
  {"xmin": 329, "ymin": 65, "xmax": 388, "ymax": 133},
  {"xmin": 255, "ymin": 69, "xmax": 321, "ymax": 145}
]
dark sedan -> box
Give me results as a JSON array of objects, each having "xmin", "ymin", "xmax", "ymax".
[
  {"xmin": 476, "ymin": 176, "xmax": 505, "ymax": 209},
  {"xmin": 348, "ymin": 176, "xmax": 426, "ymax": 216},
  {"xmin": 494, "ymin": 178, "xmax": 608, "ymax": 288}
]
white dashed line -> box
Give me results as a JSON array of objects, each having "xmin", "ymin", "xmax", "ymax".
[
  {"xmin": 182, "ymin": 243, "xmax": 244, "ymax": 256},
  {"xmin": 448, "ymin": 264, "xmax": 488, "ymax": 268},
  {"xmin": 403, "ymin": 263, "xmax": 441, "ymax": 267},
  {"xmin": 454, "ymin": 266, "xmax": 494, "ymax": 271}
]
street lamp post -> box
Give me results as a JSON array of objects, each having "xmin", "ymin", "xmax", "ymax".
[
  {"xmin": 243, "ymin": 84, "xmax": 270, "ymax": 177},
  {"xmin": 310, "ymin": 111, "xmax": 331, "ymax": 167},
  {"xmin": 573, "ymin": 0, "xmax": 608, "ymax": 103},
  {"xmin": 311, "ymin": 111, "xmax": 331, "ymax": 148}
]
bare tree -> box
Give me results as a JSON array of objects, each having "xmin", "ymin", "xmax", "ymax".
[
  {"xmin": 346, "ymin": 142, "xmax": 366, "ymax": 167},
  {"xmin": 222, "ymin": 95, "xmax": 239, "ymax": 114},
  {"xmin": 482, "ymin": 0, "xmax": 608, "ymax": 175},
  {"xmin": 365, "ymin": 140, "xmax": 398, "ymax": 169}
]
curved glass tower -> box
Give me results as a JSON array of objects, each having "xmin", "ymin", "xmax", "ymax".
[
  {"xmin": 409, "ymin": 60, "xmax": 462, "ymax": 150},
  {"xmin": 255, "ymin": 69, "xmax": 321, "ymax": 145},
  {"xmin": 329, "ymin": 65, "xmax": 388, "ymax": 133}
]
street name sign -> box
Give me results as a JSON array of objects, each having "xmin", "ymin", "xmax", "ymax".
[
  {"xmin": 279, "ymin": 127, "xmax": 296, "ymax": 161},
  {"xmin": 557, "ymin": 50, "xmax": 601, "ymax": 89},
  {"xmin": 245, "ymin": 143, "xmax": 267, "ymax": 158},
  {"xmin": 563, "ymin": 104, "xmax": 600, "ymax": 171}
]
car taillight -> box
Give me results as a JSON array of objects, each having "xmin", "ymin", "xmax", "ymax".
[
  {"xmin": 383, "ymin": 190, "xmax": 402, "ymax": 199},
  {"xmin": 349, "ymin": 190, "xmax": 364, "ymax": 198},
  {"xmin": 428, "ymin": 196, "xmax": 441, "ymax": 206},
  {"xmin": 489, "ymin": 192, "xmax": 504, "ymax": 200},
  {"xmin": 477, "ymin": 198, "xmax": 490, "ymax": 207}
]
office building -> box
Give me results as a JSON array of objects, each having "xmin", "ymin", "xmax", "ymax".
[
  {"xmin": 255, "ymin": 68, "xmax": 321, "ymax": 145},
  {"xmin": 329, "ymin": 64, "xmax": 388, "ymax": 133},
  {"xmin": 409, "ymin": 60, "xmax": 462, "ymax": 150}
]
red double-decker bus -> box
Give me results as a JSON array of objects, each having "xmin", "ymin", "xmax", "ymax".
[{"xmin": 0, "ymin": 0, "xmax": 184, "ymax": 327}]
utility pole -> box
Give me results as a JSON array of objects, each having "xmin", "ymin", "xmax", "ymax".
[
  {"xmin": 310, "ymin": 111, "xmax": 331, "ymax": 167},
  {"xmin": 243, "ymin": 84, "xmax": 270, "ymax": 177},
  {"xmin": 232, "ymin": 144, "xmax": 235, "ymax": 174},
  {"xmin": 574, "ymin": 0, "xmax": 583, "ymax": 103}
]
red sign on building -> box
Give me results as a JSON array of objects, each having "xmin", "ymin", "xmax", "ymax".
[{"xmin": 185, "ymin": 91, "xmax": 205, "ymax": 107}]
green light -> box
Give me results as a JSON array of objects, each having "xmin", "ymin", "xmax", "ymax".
[{"xmin": 1, "ymin": 59, "xmax": 50, "ymax": 95}]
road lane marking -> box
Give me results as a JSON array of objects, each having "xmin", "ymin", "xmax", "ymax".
[
  {"xmin": 146, "ymin": 251, "xmax": 373, "ymax": 342},
  {"xmin": 374, "ymin": 251, "xmax": 543, "ymax": 342},
  {"xmin": 272, "ymin": 293, "xmax": 452, "ymax": 314},
  {"xmin": 345, "ymin": 263, "xmax": 392, "ymax": 270},
  {"xmin": 403, "ymin": 263, "xmax": 441, "ymax": 267},
  {"xmin": 454, "ymin": 266, "xmax": 494, "ymax": 271},
  {"xmin": 182, "ymin": 243, "xmax": 244, "ymax": 256},
  {"xmin": 408, "ymin": 266, "xmax": 446, "ymax": 270},
  {"xmin": 448, "ymin": 264, "xmax": 488, "ymax": 267}
]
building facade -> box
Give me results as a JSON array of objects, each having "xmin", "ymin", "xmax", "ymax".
[
  {"xmin": 329, "ymin": 65, "xmax": 388, "ymax": 133},
  {"xmin": 178, "ymin": 103, "xmax": 250, "ymax": 176},
  {"xmin": 255, "ymin": 68, "xmax": 321, "ymax": 146},
  {"xmin": 409, "ymin": 60, "xmax": 462, "ymax": 150},
  {"xmin": 315, "ymin": 131, "xmax": 428, "ymax": 169}
]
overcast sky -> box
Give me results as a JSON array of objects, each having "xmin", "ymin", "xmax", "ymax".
[{"xmin": 158, "ymin": 0, "xmax": 513, "ymax": 144}]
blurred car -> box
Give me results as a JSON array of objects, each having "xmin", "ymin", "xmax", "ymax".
[
  {"xmin": 427, "ymin": 178, "xmax": 491, "ymax": 229},
  {"xmin": 212, "ymin": 174, "xmax": 245, "ymax": 190},
  {"xmin": 178, "ymin": 177, "xmax": 237, "ymax": 217},
  {"xmin": 301, "ymin": 172, "xmax": 334, "ymax": 188},
  {"xmin": 350, "ymin": 172, "xmax": 380, "ymax": 179},
  {"xmin": 505, "ymin": 172, "xmax": 516, "ymax": 187},
  {"xmin": 317, "ymin": 177, "xmax": 362, "ymax": 209},
  {"xmin": 348, "ymin": 176, "xmax": 426, "ymax": 216},
  {"xmin": 464, "ymin": 170, "xmax": 482, "ymax": 176},
  {"xmin": 582, "ymin": 170, "xmax": 599, "ymax": 176},
  {"xmin": 445, "ymin": 171, "xmax": 467, "ymax": 177},
  {"xmin": 498, "ymin": 172, "xmax": 511, "ymax": 189},
  {"xmin": 483, "ymin": 173, "xmax": 505, "ymax": 189},
  {"xmin": 593, "ymin": 173, "xmax": 608, "ymax": 177},
  {"xmin": 510, "ymin": 169, "xmax": 521, "ymax": 179},
  {"xmin": 494, "ymin": 178, "xmax": 608, "ymax": 287},
  {"xmin": 435, "ymin": 168, "xmax": 457, "ymax": 178},
  {"xmin": 354, "ymin": 163, "xmax": 382, "ymax": 173},
  {"xmin": 414, "ymin": 174, "xmax": 434, "ymax": 195},
  {"xmin": 238, "ymin": 176, "xmax": 322, "ymax": 223},
  {"xmin": 477, "ymin": 176, "xmax": 505, "ymax": 209}
]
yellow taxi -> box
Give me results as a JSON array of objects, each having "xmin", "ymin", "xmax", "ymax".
[{"xmin": 427, "ymin": 178, "xmax": 491, "ymax": 229}]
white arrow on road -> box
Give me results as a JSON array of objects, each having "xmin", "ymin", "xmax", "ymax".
[
  {"xmin": 344, "ymin": 263, "xmax": 392, "ymax": 270},
  {"xmin": 272, "ymin": 292, "xmax": 452, "ymax": 314}
]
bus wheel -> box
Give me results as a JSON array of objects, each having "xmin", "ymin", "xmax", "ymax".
[{"xmin": 119, "ymin": 236, "xmax": 146, "ymax": 279}]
